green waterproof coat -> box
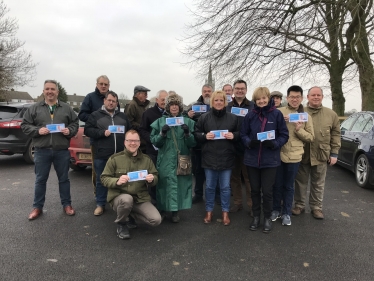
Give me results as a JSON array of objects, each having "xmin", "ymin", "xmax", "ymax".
[{"xmin": 150, "ymin": 115, "xmax": 196, "ymax": 212}]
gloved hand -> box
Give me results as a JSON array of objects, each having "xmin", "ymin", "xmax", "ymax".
[
  {"xmin": 181, "ymin": 124, "xmax": 190, "ymax": 135},
  {"xmin": 161, "ymin": 125, "xmax": 170, "ymax": 136},
  {"xmin": 248, "ymin": 140, "xmax": 261, "ymax": 148},
  {"xmin": 262, "ymin": 140, "xmax": 275, "ymax": 149}
]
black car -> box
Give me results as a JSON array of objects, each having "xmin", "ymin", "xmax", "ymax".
[
  {"xmin": 338, "ymin": 111, "xmax": 374, "ymax": 189},
  {"xmin": 0, "ymin": 102, "xmax": 34, "ymax": 163}
]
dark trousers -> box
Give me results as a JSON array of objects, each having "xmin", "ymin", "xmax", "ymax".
[
  {"xmin": 94, "ymin": 158, "xmax": 109, "ymax": 207},
  {"xmin": 247, "ymin": 166, "xmax": 277, "ymax": 218},
  {"xmin": 191, "ymin": 149, "xmax": 220, "ymax": 200}
]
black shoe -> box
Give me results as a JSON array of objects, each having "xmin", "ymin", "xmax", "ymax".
[
  {"xmin": 127, "ymin": 215, "xmax": 137, "ymax": 229},
  {"xmin": 171, "ymin": 211, "xmax": 180, "ymax": 223},
  {"xmin": 249, "ymin": 216, "xmax": 260, "ymax": 231},
  {"xmin": 117, "ymin": 223, "xmax": 130, "ymax": 239},
  {"xmin": 263, "ymin": 218, "xmax": 272, "ymax": 234},
  {"xmin": 192, "ymin": 196, "xmax": 203, "ymax": 204}
]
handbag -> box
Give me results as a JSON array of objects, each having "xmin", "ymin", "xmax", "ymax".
[{"xmin": 171, "ymin": 127, "xmax": 192, "ymax": 175}]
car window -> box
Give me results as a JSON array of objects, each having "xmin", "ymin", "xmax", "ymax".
[
  {"xmin": 350, "ymin": 114, "xmax": 370, "ymax": 132},
  {"xmin": 0, "ymin": 106, "xmax": 20, "ymax": 119},
  {"xmin": 362, "ymin": 114, "xmax": 374, "ymax": 133},
  {"xmin": 340, "ymin": 115, "xmax": 358, "ymax": 132}
]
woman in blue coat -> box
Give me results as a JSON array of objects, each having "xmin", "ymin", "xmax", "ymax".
[{"xmin": 240, "ymin": 87, "xmax": 288, "ymax": 233}]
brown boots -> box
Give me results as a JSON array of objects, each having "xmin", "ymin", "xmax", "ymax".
[
  {"xmin": 222, "ymin": 211, "xmax": 230, "ymax": 226},
  {"xmin": 204, "ymin": 211, "xmax": 213, "ymax": 224}
]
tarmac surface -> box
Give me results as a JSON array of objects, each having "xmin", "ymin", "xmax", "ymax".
[{"xmin": 1, "ymin": 154, "xmax": 374, "ymax": 281}]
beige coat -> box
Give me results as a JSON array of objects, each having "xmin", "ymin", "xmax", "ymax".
[
  {"xmin": 302, "ymin": 104, "xmax": 341, "ymax": 166},
  {"xmin": 278, "ymin": 106, "xmax": 315, "ymax": 163}
]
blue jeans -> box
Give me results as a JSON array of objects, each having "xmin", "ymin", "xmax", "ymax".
[
  {"xmin": 94, "ymin": 158, "xmax": 109, "ymax": 207},
  {"xmin": 204, "ymin": 169, "xmax": 231, "ymax": 212},
  {"xmin": 33, "ymin": 148, "xmax": 71, "ymax": 209},
  {"xmin": 273, "ymin": 162, "xmax": 300, "ymax": 216}
]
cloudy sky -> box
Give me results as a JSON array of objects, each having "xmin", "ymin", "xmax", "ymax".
[{"xmin": 6, "ymin": 0, "xmax": 362, "ymax": 110}]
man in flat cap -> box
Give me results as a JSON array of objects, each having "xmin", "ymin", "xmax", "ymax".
[
  {"xmin": 270, "ymin": 91, "xmax": 283, "ymax": 108},
  {"xmin": 125, "ymin": 85, "xmax": 151, "ymax": 153}
]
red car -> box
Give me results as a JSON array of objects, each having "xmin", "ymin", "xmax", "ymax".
[{"xmin": 68, "ymin": 120, "xmax": 92, "ymax": 170}]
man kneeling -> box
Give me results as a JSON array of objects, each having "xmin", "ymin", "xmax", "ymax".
[{"xmin": 101, "ymin": 130, "xmax": 161, "ymax": 239}]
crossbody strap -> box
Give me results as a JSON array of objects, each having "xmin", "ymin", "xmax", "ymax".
[{"xmin": 171, "ymin": 127, "xmax": 180, "ymax": 154}]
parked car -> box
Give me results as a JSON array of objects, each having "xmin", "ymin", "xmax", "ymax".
[
  {"xmin": 0, "ymin": 102, "xmax": 34, "ymax": 163},
  {"xmin": 68, "ymin": 120, "xmax": 92, "ymax": 171},
  {"xmin": 337, "ymin": 111, "xmax": 374, "ymax": 189}
]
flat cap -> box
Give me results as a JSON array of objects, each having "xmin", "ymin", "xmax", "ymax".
[
  {"xmin": 134, "ymin": 85, "xmax": 150, "ymax": 95},
  {"xmin": 270, "ymin": 91, "xmax": 283, "ymax": 98}
]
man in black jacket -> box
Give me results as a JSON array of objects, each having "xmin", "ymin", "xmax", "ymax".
[
  {"xmin": 226, "ymin": 79, "xmax": 254, "ymax": 215},
  {"xmin": 78, "ymin": 75, "xmax": 120, "ymax": 195},
  {"xmin": 84, "ymin": 91, "xmax": 131, "ymax": 216}
]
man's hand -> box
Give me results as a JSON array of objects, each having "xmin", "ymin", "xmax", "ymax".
[
  {"xmin": 295, "ymin": 121, "xmax": 303, "ymax": 132},
  {"xmin": 104, "ymin": 130, "xmax": 111, "ymax": 137},
  {"xmin": 61, "ymin": 128, "xmax": 70, "ymax": 136},
  {"xmin": 206, "ymin": 132, "xmax": 215, "ymax": 140},
  {"xmin": 187, "ymin": 110, "xmax": 195, "ymax": 118},
  {"xmin": 39, "ymin": 127, "xmax": 50, "ymax": 135},
  {"xmin": 145, "ymin": 174, "xmax": 154, "ymax": 183},
  {"xmin": 284, "ymin": 115, "xmax": 290, "ymax": 122},
  {"xmin": 117, "ymin": 175, "xmax": 129, "ymax": 185},
  {"xmin": 248, "ymin": 140, "xmax": 261, "ymax": 148},
  {"xmin": 224, "ymin": 132, "xmax": 234, "ymax": 140},
  {"xmin": 329, "ymin": 156, "xmax": 337, "ymax": 166}
]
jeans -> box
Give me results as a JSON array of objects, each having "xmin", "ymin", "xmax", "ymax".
[
  {"xmin": 94, "ymin": 158, "xmax": 109, "ymax": 207},
  {"xmin": 273, "ymin": 162, "xmax": 300, "ymax": 216},
  {"xmin": 204, "ymin": 169, "xmax": 231, "ymax": 212},
  {"xmin": 33, "ymin": 148, "xmax": 71, "ymax": 209},
  {"xmin": 247, "ymin": 166, "xmax": 277, "ymax": 218}
]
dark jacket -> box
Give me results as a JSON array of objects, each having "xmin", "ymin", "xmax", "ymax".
[
  {"xmin": 139, "ymin": 104, "xmax": 164, "ymax": 156},
  {"xmin": 78, "ymin": 88, "xmax": 120, "ymax": 122},
  {"xmin": 125, "ymin": 97, "xmax": 150, "ymax": 131},
  {"xmin": 240, "ymin": 100, "xmax": 289, "ymax": 168},
  {"xmin": 194, "ymin": 108, "xmax": 240, "ymax": 170},
  {"xmin": 226, "ymin": 97, "xmax": 254, "ymax": 154},
  {"xmin": 21, "ymin": 100, "xmax": 79, "ymax": 150},
  {"xmin": 84, "ymin": 108, "xmax": 131, "ymax": 159}
]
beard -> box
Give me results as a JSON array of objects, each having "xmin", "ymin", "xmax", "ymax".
[{"xmin": 203, "ymin": 97, "xmax": 211, "ymax": 105}]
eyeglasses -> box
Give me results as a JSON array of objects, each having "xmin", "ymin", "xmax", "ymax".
[
  {"xmin": 288, "ymin": 96, "xmax": 302, "ymax": 100},
  {"xmin": 98, "ymin": 83, "xmax": 109, "ymax": 86},
  {"xmin": 234, "ymin": 87, "xmax": 246, "ymax": 91},
  {"xmin": 125, "ymin": 139, "xmax": 140, "ymax": 143}
]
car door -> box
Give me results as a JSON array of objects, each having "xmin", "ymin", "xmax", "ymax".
[{"xmin": 339, "ymin": 114, "xmax": 358, "ymax": 165}]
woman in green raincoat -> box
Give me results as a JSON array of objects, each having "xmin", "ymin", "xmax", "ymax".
[{"xmin": 150, "ymin": 92, "xmax": 196, "ymax": 223}]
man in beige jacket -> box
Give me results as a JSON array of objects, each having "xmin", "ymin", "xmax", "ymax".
[{"xmin": 293, "ymin": 86, "xmax": 341, "ymax": 219}]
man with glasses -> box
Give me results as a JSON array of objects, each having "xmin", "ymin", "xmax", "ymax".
[
  {"xmin": 226, "ymin": 80, "xmax": 254, "ymax": 215},
  {"xmin": 84, "ymin": 91, "xmax": 130, "ymax": 216},
  {"xmin": 79, "ymin": 75, "xmax": 120, "ymax": 195},
  {"xmin": 125, "ymin": 85, "xmax": 151, "ymax": 153},
  {"xmin": 22, "ymin": 80, "xmax": 79, "ymax": 220},
  {"xmin": 101, "ymin": 130, "xmax": 161, "ymax": 240}
]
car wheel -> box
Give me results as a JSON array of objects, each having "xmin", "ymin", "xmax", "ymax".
[
  {"xmin": 23, "ymin": 142, "xmax": 35, "ymax": 164},
  {"xmin": 69, "ymin": 163, "xmax": 87, "ymax": 171},
  {"xmin": 355, "ymin": 154, "xmax": 373, "ymax": 189}
]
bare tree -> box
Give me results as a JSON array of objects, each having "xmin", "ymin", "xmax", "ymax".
[
  {"xmin": 183, "ymin": 0, "xmax": 374, "ymax": 115},
  {"xmin": 0, "ymin": 1, "xmax": 36, "ymax": 99}
]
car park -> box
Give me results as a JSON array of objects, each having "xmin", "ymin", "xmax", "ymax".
[
  {"xmin": 337, "ymin": 111, "xmax": 374, "ymax": 189},
  {"xmin": 68, "ymin": 120, "xmax": 92, "ymax": 170},
  {"xmin": 0, "ymin": 102, "xmax": 34, "ymax": 163}
]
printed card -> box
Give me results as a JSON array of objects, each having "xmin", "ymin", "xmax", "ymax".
[
  {"xmin": 166, "ymin": 117, "xmax": 184, "ymax": 126},
  {"xmin": 257, "ymin": 130, "xmax": 275, "ymax": 142},
  {"xmin": 211, "ymin": 129, "xmax": 229, "ymax": 140},
  {"xmin": 231, "ymin": 107, "xmax": 248, "ymax": 117},
  {"xmin": 128, "ymin": 170, "xmax": 148, "ymax": 182},
  {"xmin": 108, "ymin": 125, "xmax": 125, "ymax": 133},
  {"xmin": 289, "ymin": 113, "xmax": 308, "ymax": 122},
  {"xmin": 46, "ymin": 123, "xmax": 65, "ymax": 133},
  {"xmin": 226, "ymin": 95, "xmax": 232, "ymax": 102},
  {"xmin": 192, "ymin": 105, "xmax": 207, "ymax": 113}
]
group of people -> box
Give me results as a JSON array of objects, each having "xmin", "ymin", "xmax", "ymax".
[{"xmin": 21, "ymin": 75, "xmax": 341, "ymax": 239}]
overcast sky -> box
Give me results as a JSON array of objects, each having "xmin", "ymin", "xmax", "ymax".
[{"xmin": 6, "ymin": 0, "xmax": 362, "ymax": 110}]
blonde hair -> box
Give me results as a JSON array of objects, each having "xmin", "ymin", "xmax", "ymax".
[
  {"xmin": 210, "ymin": 90, "xmax": 228, "ymax": 107},
  {"xmin": 252, "ymin": 87, "xmax": 270, "ymax": 101}
]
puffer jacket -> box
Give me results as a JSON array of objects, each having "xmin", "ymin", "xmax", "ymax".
[
  {"xmin": 278, "ymin": 105, "xmax": 315, "ymax": 163},
  {"xmin": 302, "ymin": 104, "xmax": 341, "ymax": 166},
  {"xmin": 101, "ymin": 149, "xmax": 158, "ymax": 205},
  {"xmin": 194, "ymin": 108, "xmax": 240, "ymax": 170},
  {"xmin": 21, "ymin": 100, "xmax": 79, "ymax": 150},
  {"xmin": 241, "ymin": 100, "xmax": 289, "ymax": 168},
  {"xmin": 84, "ymin": 107, "xmax": 131, "ymax": 159}
]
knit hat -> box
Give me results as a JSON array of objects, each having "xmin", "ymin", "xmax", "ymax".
[{"xmin": 165, "ymin": 93, "xmax": 183, "ymax": 114}]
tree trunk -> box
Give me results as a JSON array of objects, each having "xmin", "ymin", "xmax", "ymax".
[{"xmin": 329, "ymin": 73, "xmax": 346, "ymax": 116}]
